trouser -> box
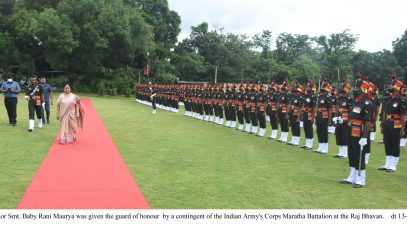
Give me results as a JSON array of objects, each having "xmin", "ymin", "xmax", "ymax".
[
  {"xmin": 41, "ymin": 100, "xmax": 51, "ymax": 123},
  {"xmin": 185, "ymin": 102, "xmax": 191, "ymax": 112},
  {"xmin": 289, "ymin": 115, "xmax": 300, "ymax": 136},
  {"xmin": 152, "ymin": 100, "xmax": 156, "ymax": 110},
  {"xmin": 269, "ymin": 111, "xmax": 278, "ymax": 130},
  {"xmin": 204, "ymin": 104, "xmax": 210, "ymax": 116},
  {"xmin": 4, "ymin": 97, "xmax": 18, "ymax": 124},
  {"xmin": 335, "ymin": 123, "xmax": 349, "ymax": 146},
  {"xmin": 218, "ymin": 106, "xmax": 224, "ymax": 119},
  {"xmin": 209, "ymin": 105, "xmax": 214, "ymax": 116},
  {"xmin": 257, "ymin": 111, "xmax": 266, "ymax": 128},
  {"xmin": 403, "ymin": 121, "xmax": 407, "ymax": 139},
  {"xmin": 250, "ymin": 111, "xmax": 258, "ymax": 126},
  {"xmin": 237, "ymin": 110, "xmax": 244, "ymax": 125},
  {"xmin": 229, "ymin": 108, "xmax": 236, "ymax": 122},
  {"xmin": 225, "ymin": 106, "xmax": 230, "ymax": 121},
  {"xmin": 28, "ymin": 100, "xmax": 43, "ymax": 120},
  {"xmin": 278, "ymin": 112, "xmax": 289, "ymax": 132},
  {"xmin": 244, "ymin": 107, "xmax": 251, "ymax": 124},
  {"xmin": 316, "ymin": 118, "xmax": 329, "ymax": 143},
  {"xmin": 303, "ymin": 119, "xmax": 314, "ymax": 139},
  {"xmin": 348, "ymin": 137, "xmax": 365, "ymax": 170},
  {"xmin": 383, "ymin": 120, "xmax": 401, "ymax": 157}
]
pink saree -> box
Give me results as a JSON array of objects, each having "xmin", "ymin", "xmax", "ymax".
[{"xmin": 57, "ymin": 93, "xmax": 84, "ymax": 144}]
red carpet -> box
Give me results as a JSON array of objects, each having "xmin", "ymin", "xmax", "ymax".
[{"xmin": 18, "ymin": 99, "xmax": 150, "ymax": 209}]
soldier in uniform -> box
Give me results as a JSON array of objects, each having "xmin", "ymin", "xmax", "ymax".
[
  {"xmin": 277, "ymin": 80, "xmax": 290, "ymax": 142},
  {"xmin": 267, "ymin": 81, "xmax": 280, "ymax": 140},
  {"xmin": 217, "ymin": 84, "xmax": 225, "ymax": 125},
  {"xmin": 287, "ymin": 81, "xmax": 304, "ymax": 146},
  {"xmin": 243, "ymin": 84, "xmax": 252, "ymax": 132},
  {"xmin": 363, "ymin": 79, "xmax": 378, "ymax": 164},
  {"xmin": 229, "ymin": 84, "xmax": 237, "ymax": 128},
  {"xmin": 236, "ymin": 84, "xmax": 245, "ymax": 130},
  {"xmin": 401, "ymin": 85, "xmax": 407, "ymax": 148},
  {"xmin": 301, "ymin": 80, "xmax": 317, "ymax": 149},
  {"xmin": 224, "ymin": 85, "xmax": 232, "ymax": 127},
  {"xmin": 378, "ymin": 76, "xmax": 406, "ymax": 172},
  {"xmin": 256, "ymin": 84, "xmax": 267, "ymax": 136},
  {"xmin": 149, "ymin": 83, "xmax": 157, "ymax": 114},
  {"xmin": 25, "ymin": 76, "xmax": 44, "ymax": 132},
  {"xmin": 333, "ymin": 80, "xmax": 353, "ymax": 158},
  {"xmin": 328, "ymin": 87, "xmax": 338, "ymax": 134},
  {"xmin": 340, "ymin": 78, "xmax": 372, "ymax": 188},
  {"xmin": 314, "ymin": 80, "xmax": 332, "ymax": 154},
  {"xmin": 249, "ymin": 84, "xmax": 259, "ymax": 134}
]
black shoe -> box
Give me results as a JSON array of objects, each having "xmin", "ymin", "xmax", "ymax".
[
  {"xmin": 339, "ymin": 180, "xmax": 352, "ymax": 185},
  {"xmin": 337, "ymin": 156, "xmax": 346, "ymax": 159},
  {"xmin": 385, "ymin": 169, "xmax": 395, "ymax": 173},
  {"xmin": 268, "ymin": 137, "xmax": 274, "ymax": 140},
  {"xmin": 333, "ymin": 155, "xmax": 340, "ymax": 158},
  {"xmin": 352, "ymin": 183, "xmax": 364, "ymax": 188},
  {"xmin": 287, "ymin": 143, "xmax": 294, "ymax": 146},
  {"xmin": 28, "ymin": 129, "xmax": 33, "ymax": 132},
  {"xmin": 377, "ymin": 166, "xmax": 388, "ymax": 171},
  {"xmin": 304, "ymin": 147, "xmax": 312, "ymax": 150}
]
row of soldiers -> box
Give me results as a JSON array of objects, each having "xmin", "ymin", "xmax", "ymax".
[{"xmin": 135, "ymin": 76, "xmax": 406, "ymax": 188}]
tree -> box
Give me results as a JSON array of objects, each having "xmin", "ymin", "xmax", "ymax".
[
  {"xmin": 393, "ymin": 29, "xmax": 407, "ymax": 82},
  {"xmin": 352, "ymin": 50, "xmax": 404, "ymax": 90},
  {"xmin": 12, "ymin": 0, "xmax": 151, "ymax": 88},
  {"xmin": 253, "ymin": 30, "xmax": 272, "ymax": 59},
  {"xmin": 275, "ymin": 33, "xmax": 313, "ymax": 65},
  {"xmin": 314, "ymin": 29, "xmax": 358, "ymax": 81}
]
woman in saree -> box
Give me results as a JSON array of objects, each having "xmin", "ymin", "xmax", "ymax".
[{"xmin": 56, "ymin": 84, "xmax": 84, "ymax": 144}]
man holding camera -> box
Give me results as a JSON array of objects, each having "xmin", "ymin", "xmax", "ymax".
[{"xmin": 1, "ymin": 73, "xmax": 21, "ymax": 126}]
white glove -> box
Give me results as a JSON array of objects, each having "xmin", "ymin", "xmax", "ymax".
[
  {"xmin": 24, "ymin": 96, "xmax": 29, "ymax": 100},
  {"xmin": 332, "ymin": 117, "xmax": 338, "ymax": 123},
  {"xmin": 42, "ymin": 102, "xmax": 45, "ymax": 108},
  {"xmin": 359, "ymin": 138, "xmax": 368, "ymax": 147},
  {"xmin": 338, "ymin": 117, "xmax": 343, "ymax": 124}
]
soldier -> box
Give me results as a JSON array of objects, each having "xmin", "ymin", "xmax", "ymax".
[
  {"xmin": 301, "ymin": 81, "xmax": 317, "ymax": 149},
  {"xmin": 340, "ymin": 78, "xmax": 372, "ymax": 188},
  {"xmin": 267, "ymin": 81, "xmax": 280, "ymax": 140},
  {"xmin": 333, "ymin": 80, "xmax": 352, "ymax": 159},
  {"xmin": 224, "ymin": 85, "xmax": 232, "ymax": 127},
  {"xmin": 184, "ymin": 85, "xmax": 191, "ymax": 116},
  {"xmin": 314, "ymin": 79, "xmax": 332, "ymax": 154},
  {"xmin": 401, "ymin": 85, "xmax": 407, "ymax": 148},
  {"xmin": 236, "ymin": 84, "xmax": 245, "ymax": 130},
  {"xmin": 378, "ymin": 75, "xmax": 406, "ymax": 172},
  {"xmin": 249, "ymin": 84, "xmax": 259, "ymax": 134},
  {"xmin": 277, "ymin": 80, "xmax": 290, "ymax": 142},
  {"xmin": 217, "ymin": 84, "xmax": 225, "ymax": 125},
  {"xmin": 228, "ymin": 84, "xmax": 237, "ymax": 128},
  {"xmin": 287, "ymin": 81, "xmax": 304, "ymax": 146},
  {"xmin": 243, "ymin": 84, "xmax": 252, "ymax": 132},
  {"xmin": 256, "ymin": 84, "xmax": 267, "ymax": 136},
  {"xmin": 363, "ymin": 78, "xmax": 378, "ymax": 164},
  {"xmin": 369, "ymin": 82, "xmax": 381, "ymax": 142},
  {"xmin": 149, "ymin": 83, "xmax": 157, "ymax": 114},
  {"xmin": 328, "ymin": 87, "xmax": 338, "ymax": 134},
  {"xmin": 25, "ymin": 76, "xmax": 44, "ymax": 132}
]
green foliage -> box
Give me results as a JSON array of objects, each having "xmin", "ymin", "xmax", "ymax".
[
  {"xmin": 96, "ymin": 68, "xmax": 135, "ymax": 97},
  {"xmin": 314, "ymin": 29, "xmax": 358, "ymax": 80},
  {"xmin": 393, "ymin": 29, "xmax": 407, "ymax": 81}
]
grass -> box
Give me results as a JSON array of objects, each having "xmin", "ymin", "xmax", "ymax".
[{"xmin": 1, "ymin": 94, "xmax": 406, "ymax": 209}]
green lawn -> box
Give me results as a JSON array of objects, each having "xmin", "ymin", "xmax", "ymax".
[{"xmin": 1, "ymin": 94, "xmax": 406, "ymax": 209}]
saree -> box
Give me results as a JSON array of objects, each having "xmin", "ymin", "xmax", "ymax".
[{"xmin": 57, "ymin": 93, "xmax": 84, "ymax": 144}]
